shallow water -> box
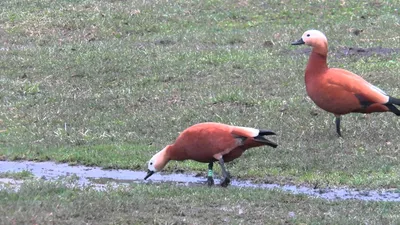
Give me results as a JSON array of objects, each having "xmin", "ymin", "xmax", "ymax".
[{"xmin": 1, "ymin": 161, "xmax": 400, "ymax": 202}]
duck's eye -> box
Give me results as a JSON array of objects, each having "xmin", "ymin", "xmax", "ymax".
[
  {"xmin": 150, "ymin": 162, "xmax": 153, "ymax": 165},
  {"xmin": 307, "ymin": 34, "xmax": 310, "ymax": 37}
]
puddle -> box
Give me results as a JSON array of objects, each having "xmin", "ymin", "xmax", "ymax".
[{"xmin": 1, "ymin": 161, "xmax": 400, "ymax": 202}]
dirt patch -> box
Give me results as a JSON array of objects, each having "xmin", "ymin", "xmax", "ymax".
[
  {"xmin": 334, "ymin": 47, "xmax": 400, "ymax": 58},
  {"xmin": 286, "ymin": 47, "xmax": 400, "ymax": 58},
  {"xmin": 211, "ymin": 101, "xmax": 256, "ymax": 108},
  {"xmin": 154, "ymin": 39, "xmax": 176, "ymax": 46}
]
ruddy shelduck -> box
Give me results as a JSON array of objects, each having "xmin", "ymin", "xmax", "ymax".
[
  {"xmin": 144, "ymin": 122, "xmax": 277, "ymax": 187},
  {"xmin": 292, "ymin": 30, "xmax": 400, "ymax": 136}
]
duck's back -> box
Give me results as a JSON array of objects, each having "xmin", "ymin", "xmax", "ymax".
[{"xmin": 171, "ymin": 123, "xmax": 239, "ymax": 163}]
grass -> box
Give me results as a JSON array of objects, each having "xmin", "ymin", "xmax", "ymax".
[
  {"xmin": 0, "ymin": 170, "xmax": 33, "ymax": 180},
  {"xmin": 1, "ymin": 179, "xmax": 400, "ymax": 224},
  {"xmin": 0, "ymin": 0, "xmax": 400, "ymax": 190}
]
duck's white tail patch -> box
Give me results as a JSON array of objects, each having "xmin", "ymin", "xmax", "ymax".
[
  {"xmin": 368, "ymin": 83, "xmax": 389, "ymax": 102},
  {"xmin": 235, "ymin": 126, "xmax": 259, "ymax": 137},
  {"xmin": 369, "ymin": 83, "xmax": 387, "ymax": 95}
]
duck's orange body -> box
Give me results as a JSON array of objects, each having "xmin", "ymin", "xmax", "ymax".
[
  {"xmin": 169, "ymin": 122, "xmax": 274, "ymax": 163},
  {"xmin": 145, "ymin": 122, "xmax": 277, "ymax": 187},
  {"xmin": 292, "ymin": 30, "xmax": 400, "ymax": 136},
  {"xmin": 305, "ymin": 52, "xmax": 389, "ymax": 115}
]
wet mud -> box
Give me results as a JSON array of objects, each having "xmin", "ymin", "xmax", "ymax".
[{"xmin": 1, "ymin": 161, "xmax": 400, "ymax": 202}]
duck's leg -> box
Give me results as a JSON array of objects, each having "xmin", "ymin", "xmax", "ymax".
[
  {"xmin": 335, "ymin": 115, "xmax": 342, "ymax": 137},
  {"xmin": 218, "ymin": 158, "xmax": 231, "ymax": 187},
  {"xmin": 207, "ymin": 162, "xmax": 214, "ymax": 187}
]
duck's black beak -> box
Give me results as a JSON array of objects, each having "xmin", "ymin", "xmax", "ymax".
[
  {"xmin": 144, "ymin": 170, "xmax": 155, "ymax": 180},
  {"xmin": 291, "ymin": 38, "xmax": 305, "ymax": 45}
]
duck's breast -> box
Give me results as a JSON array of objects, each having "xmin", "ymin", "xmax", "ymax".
[{"xmin": 305, "ymin": 70, "xmax": 363, "ymax": 114}]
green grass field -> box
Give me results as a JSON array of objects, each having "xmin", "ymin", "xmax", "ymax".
[
  {"xmin": 2, "ymin": 179, "xmax": 400, "ymax": 224},
  {"xmin": 1, "ymin": 0, "xmax": 400, "ymax": 223}
]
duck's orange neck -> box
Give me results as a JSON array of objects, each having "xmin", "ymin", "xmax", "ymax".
[
  {"xmin": 166, "ymin": 144, "xmax": 187, "ymax": 161},
  {"xmin": 305, "ymin": 51, "xmax": 328, "ymax": 76},
  {"xmin": 162, "ymin": 145, "xmax": 173, "ymax": 159}
]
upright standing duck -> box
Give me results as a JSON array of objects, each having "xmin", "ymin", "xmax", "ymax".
[
  {"xmin": 144, "ymin": 122, "xmax": 277, "ymax": 187},
  {"xmin": 292, "ymin": 30, "xmax": 400, "ymax": 136}
]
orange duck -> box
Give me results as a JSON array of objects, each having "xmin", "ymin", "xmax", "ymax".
[
  {"xmin": 292, "ymin": 30, "xmax": 400, "ymax": 136},
  {"xmin": 144, "ymin": 122, "xmax": 277, "ymax": 187}
]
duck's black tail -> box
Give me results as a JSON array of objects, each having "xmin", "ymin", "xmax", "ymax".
[
  {"xmin": 254, "ymin": 130, "xmax": 278, "ymax": 148},
  {"xmin": 259, "ymin": 130, "xmax": 276, "ymax": 136},
  {"xmin": 385, "ymin": 96, "xmax": 400, "ymax": 116}
]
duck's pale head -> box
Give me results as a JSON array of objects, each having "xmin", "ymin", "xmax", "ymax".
[
  {"xmin": 292, "ymin": 30, "xmax": 328, "ymax": 55},
  {"xmin": 144, "ymin": 147, "xmax": 170, "ymax": 180}
]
